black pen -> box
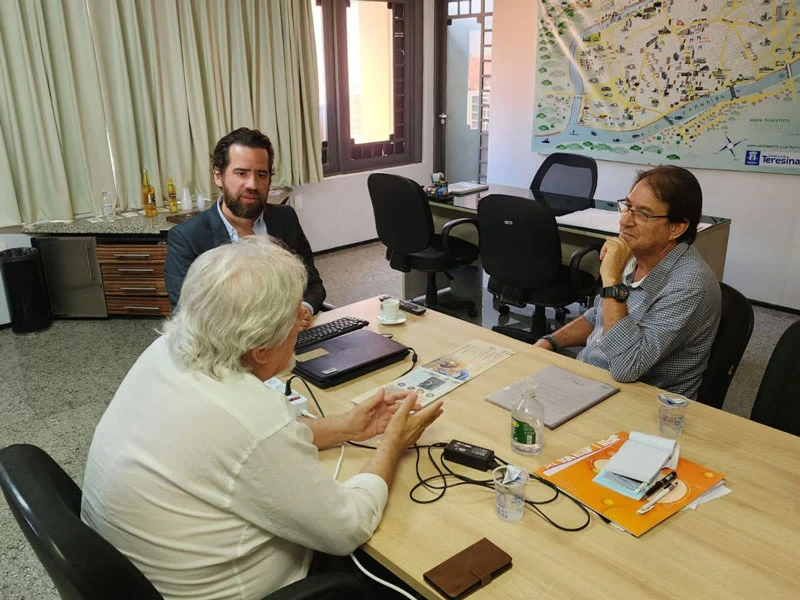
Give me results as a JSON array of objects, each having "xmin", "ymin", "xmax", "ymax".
[{"xmin": 643, "ymin": 471, "xmax": 677, "ymax": 498}]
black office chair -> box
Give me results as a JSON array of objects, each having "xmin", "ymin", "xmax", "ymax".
[
  {"xmin": 478, "ymin": 194, "xmax": 600, "ymax": 343},
  {"xmin": 367, "ymin": 173, "xmax": 479, "ymax": 317},
  {"xmin": 530, "ymin": 152, "xmax": 598, "ymax": 200},
  {"xmin": 750, "ymin": 320, "xmax": 800, "ymax": 436},
  {"xmin": 0, "ymin": 444, "xmax": 365, "ymax": 600},
  {"xmin": 695, "ymin": 283, "xmax": 754, "ymax": 409}
]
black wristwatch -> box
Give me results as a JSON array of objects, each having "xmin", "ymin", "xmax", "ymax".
[{"xmin": 600, "ymin": 283, "xmax": 630, "ymax": 302}]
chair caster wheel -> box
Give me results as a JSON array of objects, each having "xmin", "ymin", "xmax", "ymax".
[{"xmin": 498, "ymin": 305, "xmax": 510, "ymax": 315}]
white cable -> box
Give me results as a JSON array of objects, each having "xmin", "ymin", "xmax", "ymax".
[
  {"xmin": 332, "ymin": 444, "xmax": 346, "ymax": 480},
  {"xmin": 335, "ymin": 448, "xmax": 416, "ymax": 598},
  {"xmin": 350, "ymin": 551, "xmax": 418, "ymax": 600}
]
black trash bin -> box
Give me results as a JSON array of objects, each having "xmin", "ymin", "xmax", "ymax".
[{"xmin": 0, "ymin": 247, "xmax": 52, "ymax": 334}]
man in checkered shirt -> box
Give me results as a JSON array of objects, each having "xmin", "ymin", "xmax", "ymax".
[{"xmin": 535, "ymin": 166, "xmax": 721, "ymax": 399}]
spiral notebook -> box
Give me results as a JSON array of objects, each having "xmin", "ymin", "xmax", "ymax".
[{"xmin": 485, "ymin": 365, "xmax": 619, "ymax": 428}]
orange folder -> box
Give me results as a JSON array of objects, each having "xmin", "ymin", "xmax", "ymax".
[{"xmin": 537, "ymin": 432, "xmax": 725, "ymax": 537}]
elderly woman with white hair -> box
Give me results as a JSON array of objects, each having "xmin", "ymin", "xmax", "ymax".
[{"xmin": 81, "ymin": 237, "xmax": 443, "ymax": 600}]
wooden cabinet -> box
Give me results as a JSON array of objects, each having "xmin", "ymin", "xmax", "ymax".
[{"xmin": 97, "ymin": 242, "xmax": 171, "ymax": 316}]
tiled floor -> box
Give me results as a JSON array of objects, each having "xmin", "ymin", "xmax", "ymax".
[{"xmin": 1, "ymin": 241, "xmax": 796, "ymax": 599}]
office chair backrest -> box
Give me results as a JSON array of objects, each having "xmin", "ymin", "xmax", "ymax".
[
  {"xmin": 0, "ymin": 444, "xmax": 163, "ymax": 600},
  {"xmin": 367, "ymin": 173, "xmax": 434, "ymax": 254},
  {"xmin": 478, "ymin": 194, "xmax": 562, "ymax": 288},
  {"xmin": 695, "ymin": 283, "xmax": 754, "ymax": 409},
  {"xmin": 530, "ymin": 152, "xmax": 598, "ymax": 199},
  {"xmin": 750, "ymin": 319, "xmax": 800, "ymax": 436}
]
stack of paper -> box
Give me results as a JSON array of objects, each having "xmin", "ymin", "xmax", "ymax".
[
  {"xmin": 555, "ymin": 208, "xmax": 711, "ymax": 234},
  {"xmin": 593, "ymin": 432, "xmax": 679, "ymax": 499},
  {"xmin": 448, "ymin": 181, "xmax": 489, "ymax": 195}
]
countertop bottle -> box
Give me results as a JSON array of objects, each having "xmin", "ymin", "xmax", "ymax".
[
  {"xmin": 142, "ymin": 169, "xmax": 157, "ymax": 217},
  {"xmin": 167, "ymin": 178, "xmax": 178, "ymax": 213},
  {"xmin": 510, "ymin": 377, "xmax": 544, "ymax": 455},
  {"xmin": 101, "ymin": 189, "xmax": 114, "ymax": 218}
]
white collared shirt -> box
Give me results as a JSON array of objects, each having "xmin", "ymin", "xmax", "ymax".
[
  {"xmin": 216, "ymin": 197, "xmax": 267, "ymax": 240},
  {"xmin": 82, "ymin": 337, "xmax": 387, "ymax": 600}
]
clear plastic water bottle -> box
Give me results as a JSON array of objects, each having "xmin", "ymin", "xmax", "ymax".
[
  {"xmin": 101, "ymin": 189, "xmax": 114, "ymax": 218},
  {"xmin": 511, "ymin": 377, "xmax": 544, "ymax": 455}
]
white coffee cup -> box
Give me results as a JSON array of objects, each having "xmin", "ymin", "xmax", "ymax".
[
  {"xmin": 380, "ymin": 298, "xmax": 401, "ymax": 321},
  {"xmin": 196, "ymin": 195, "xmax": 207, "ymax": 210}
]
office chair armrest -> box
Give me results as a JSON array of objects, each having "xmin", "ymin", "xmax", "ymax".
[
  {"xmin": 568, "ymin": 245, "xmax": 600, "ymax": 291},
  {"xmin": 263, "ymin": 573, "xmax": 366, "ymax": 600},
  {"xmin": 440, "ymin": 217, "xmax": 479, "ymax": 254}
]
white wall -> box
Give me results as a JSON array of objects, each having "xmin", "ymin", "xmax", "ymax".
[
  {"xmin": 488, "ymin": 0, "xmax": 800, "ymax": 310},
  {"xmin": 290, "ymin": 2, "xmax": 435, "ymax": 252}
]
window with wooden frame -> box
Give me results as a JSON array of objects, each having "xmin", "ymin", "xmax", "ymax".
[{"xmin": 313, "ymin": 0, "xmax": 423, "ymax": 175}]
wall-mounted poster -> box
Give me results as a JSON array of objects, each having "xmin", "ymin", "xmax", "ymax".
[{"xmin": 532, "ymin": 0, "xmax": 800, "ymax": 174}]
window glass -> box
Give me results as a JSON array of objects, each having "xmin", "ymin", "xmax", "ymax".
[
  {"xmin": 312, "ymin": 3, "xmax": 328, "ymax": 144},
  {"xmin": 346, "ymin": 1, "xmax": 394, "ymax": 144}
]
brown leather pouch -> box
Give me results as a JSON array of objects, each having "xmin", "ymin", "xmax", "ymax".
[{"xmin": 423, "ymin": 538, "xmax": 512, "ymax": 599}]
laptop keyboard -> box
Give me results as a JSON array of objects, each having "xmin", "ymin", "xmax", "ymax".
[{"xmin": 295, "ymin": 316, "xmax": 369, "ymax": 350}]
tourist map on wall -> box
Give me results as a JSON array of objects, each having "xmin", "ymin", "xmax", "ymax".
[{"xmin": 532, "ymin": 0, "xmax": 800, "ymax": 173}]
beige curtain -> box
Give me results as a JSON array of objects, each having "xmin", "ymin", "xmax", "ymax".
[
  {"xmin": 0, "ymin": 0, "xmax": 322, "ymax": 223},
  {"xmin": 0, "ymin": 0, "xmax": 114, "ymax": 226},
  {"xmin": 88, "ymin": 0, "xmax": 323, "ymax": 210}
]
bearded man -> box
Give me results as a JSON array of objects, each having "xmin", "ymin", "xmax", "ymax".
[{"xmin": 165, "ymin": 128, "xmax": 325, "ymax": 329}]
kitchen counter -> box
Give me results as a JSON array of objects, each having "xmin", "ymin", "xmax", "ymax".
[
  {"xmin": 23, "ymin": 209, "xmax": 180, "ymax": 236},
  {"xmin": 22, "ymin": 187, "xmax": 292, "ymax": 236}
]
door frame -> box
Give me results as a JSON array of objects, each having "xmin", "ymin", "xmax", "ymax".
[{"xmin": 433, "ymin": 1, "xmax": 493, "ymax": 180}]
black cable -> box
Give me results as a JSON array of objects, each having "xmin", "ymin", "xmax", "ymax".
[
  {"xmin": 397, "ymin": 346, "xmax": 418, "ymax": 378},
  {"xmin": 407, "ymin": 444, "xmax": 591, "ymax": 532},
  {"xmin": 286, "ymin": 375, "xmax": 325, "ymax": 417},
  {"xmin": 284, "ymin": 374, "xmax": 588, "ymax": 531}
]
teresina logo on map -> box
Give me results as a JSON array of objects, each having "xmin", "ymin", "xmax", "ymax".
[{"xmin": 744, "ymin": 150, "xmax": 800, "ymax": 167}]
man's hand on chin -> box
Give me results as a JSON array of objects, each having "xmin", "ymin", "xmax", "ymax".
[
  {"xmin": 298, "ymin": 304, "xmax": 314, "ymax": 331},
  {"xmin": 599, "ymin": 236, "xmax": 633, "ymax": 285}
]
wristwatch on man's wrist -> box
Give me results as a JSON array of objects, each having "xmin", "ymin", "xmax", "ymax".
[
  {"xmin": 541, "ymin": 334, "xmax": 560, "ymax": 352},
  {"xmin": 600, "ymin": 283, "xmax": 630, "ymax": 302}
]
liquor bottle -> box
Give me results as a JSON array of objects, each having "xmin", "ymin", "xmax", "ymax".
[
  {"xmin": 167, "ymin": 178, "xmax": 179, "ymax": 213},
  {"xmin": 510, "ymin": 377, "xmax": 544, "ymax": 455},
  {"xmin": 142, "ymin": 169, "xmax": 157, "ymax": 217}
]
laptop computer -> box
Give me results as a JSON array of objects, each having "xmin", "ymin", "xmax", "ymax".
[{"xmin": 292, "ymin": 328, "xmax": 410, "ymax": 388}]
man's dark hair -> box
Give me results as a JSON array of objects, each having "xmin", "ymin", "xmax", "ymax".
[
  {"xmin": 212, "ymin": 128, "xmax": 275, "ymax": 176},
  {"xmin": 634, "ymin": 165, "xmax": 702, "ymax": 244}
]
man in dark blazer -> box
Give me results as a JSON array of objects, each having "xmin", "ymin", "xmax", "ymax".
[{"xmin": 165, "ymin": 128, "xmax": 326, "ymax": 329}]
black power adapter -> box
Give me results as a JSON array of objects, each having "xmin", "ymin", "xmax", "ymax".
[{"xmin": 443, "ymin": 440, "xmax": 496, "ymax": 471}]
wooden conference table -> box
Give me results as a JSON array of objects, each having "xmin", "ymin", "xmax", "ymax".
[
  {"xmin": 305, "ymin": 298, "xmax": 799, "ymax": 600},
  {"xmin": 403, "ymin": 184, "xmax": 731, "ymax": 301}
]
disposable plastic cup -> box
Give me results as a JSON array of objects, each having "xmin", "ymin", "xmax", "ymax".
[
  {"xmin": 492, "ymin": 465, "xmax": 529, "ymax": 522},
  {"xmin": 180, "ymin": 188, "xmax": 193, "ymax": 211},
  {"xmin": 657, "ymin": 392, "xmax": 689, "ymax": 439}
]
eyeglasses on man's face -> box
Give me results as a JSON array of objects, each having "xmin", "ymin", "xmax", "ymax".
[{"xmin": 616, "ymin": 199, "xmax": 670, "ymax": 224}]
